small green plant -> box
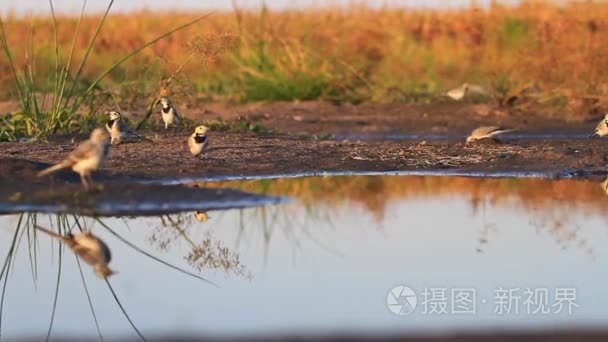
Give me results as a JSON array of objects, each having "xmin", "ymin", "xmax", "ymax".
[{"xmin": 0, "ymin": 0, "xmax": 211, "ymax": 141}]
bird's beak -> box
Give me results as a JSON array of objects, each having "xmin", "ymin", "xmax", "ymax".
[{"xmin": 591, "ymin": 133, "xmax": 599, "ymax": 138}]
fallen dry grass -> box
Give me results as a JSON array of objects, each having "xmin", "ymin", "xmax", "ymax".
[{"xmin": 1, "ymin": 1, "xmax": 608, "ymax": 117}]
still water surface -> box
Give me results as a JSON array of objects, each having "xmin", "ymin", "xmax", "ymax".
[{"xmin": 1, "ymin": 175, "xmax": 607, "ymax": 339}]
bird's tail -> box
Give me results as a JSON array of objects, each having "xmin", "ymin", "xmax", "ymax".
[
  {"xmin": 37, "ymin": 161, "xmax": 70, "ymax": 177},
  {"xmin": 128, "ymin": 131, "xmax": 155, "ymax": 144},
  {"xmin": 137, "ymin": 134, "xmax": 155, "ymax": 144},
  {"xmin": 496, "ymin": 129, "xmax": 516, "ymax": 135},
  {"xmin": 34, "ymin": 224, "xmax": 70, "ymax": 242}
]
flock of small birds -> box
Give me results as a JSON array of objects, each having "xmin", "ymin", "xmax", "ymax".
[
  {"xmin": 34, "ymin": 96, "xmax": 209, "ymax": 278},
  {"xmin": 27, "ymin": 92, "xmax": 608, "ymax": 278},
  {"xmin": 37, "ymin": 96, "xmax": 209, "ymax": 189}
]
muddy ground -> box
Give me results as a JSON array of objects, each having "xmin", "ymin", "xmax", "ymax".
[
  {"xmin": 0, "ymin": 166, "xmax": 284, "ymax": 215},
  {"xmin": 193, "ymin": 100, "xmax": 599, "ymax": 137},
  {"xmin": 2, "ymin": 101, "xmax": 608, "ymax": 209}
]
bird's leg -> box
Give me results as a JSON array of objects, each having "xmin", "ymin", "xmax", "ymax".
[
  {"xmin": 87, "ymin": 173, "xmax": 96, "ymax": 189},
  {"xmin": 80, "ymin": 173, "xmax": 90, "ymax": 190}
]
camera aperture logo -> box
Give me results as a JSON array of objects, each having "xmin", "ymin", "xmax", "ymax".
[{"xmin": 387, "ymin": 285, "xmax": 417, "ymax": 315}]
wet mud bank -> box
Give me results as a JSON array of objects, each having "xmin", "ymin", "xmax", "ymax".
[{"xmin": 2, "ymin": 134, "xmax": 608, "ymax": 183}]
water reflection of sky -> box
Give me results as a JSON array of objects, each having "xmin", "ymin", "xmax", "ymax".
[{"xmin": 1, "ymin": 178, "xmax": 607, "ymax": 339}]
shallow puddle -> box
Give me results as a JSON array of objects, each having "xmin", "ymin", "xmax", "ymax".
[{"xmin": 2, "ymin": 175, "xmax": 608, "ymax": 339}]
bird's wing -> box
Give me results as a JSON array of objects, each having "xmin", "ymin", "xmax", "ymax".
[
  {"xmin": 481, "ymin": 126, "xmax": 506, "ymax": 134},
  {"xmin": 471, "ymin": 126, "xmax": 498, "ymax": 135},
  {"xmin": 72, "ymin": 246, "xmax": 101, "ymax": 266},
  {"xmin": 119, "ymin": 120, "xmax": 131, "ymax": 133},
  {"xmin": 72, "ymin": 234, "xmax": 111, "ymax": 263},
  {"xmin": 596, "ymin": 120, "xmax": 606, "ymax": 132},
  {"xmin": 67, "ymin": 140, "xmax": 99, "ymax": 162},
  {"xmin": 446, "ymin": 86, "xmax": 464, "ymax": 100},
  {"xmin": 120, "ymin": 120, "xmax": 144, "ymax": 137},
  {"xmin": 100, "ymin": 242, "xmax": 112, "ymax": 263}
]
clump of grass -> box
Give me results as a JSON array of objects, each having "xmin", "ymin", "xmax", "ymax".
[
  {"xmin": 0, "ymin": 1, "xmax": 211, "ymax": 141},
  {"xmin": 3, "ymin": 2, "xmax": 608, "ymax": 118}
]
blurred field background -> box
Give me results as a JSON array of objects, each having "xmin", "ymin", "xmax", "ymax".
[{"xmin": 2, "ymin": 1, "xmax": 608, "ymax": 118}]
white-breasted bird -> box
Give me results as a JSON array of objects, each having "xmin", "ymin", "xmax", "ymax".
[
  {"xmin": 105, "ymin": 111, "xmax": 150, "ymax": 145},
  {"xmin": 37, "ymin": 128, "xmax": 110, "ymax": 189},
  {"xmin": 157, "ymin": 97, "xmax": 181, "ymax": 129},
  {"xmin": 593, "ymin": 114, "xmax": 608, "ymax": 137},
  {"xmin": 466, "ymin": 126, "xmax": 514, "ymax": 143},
  {"xmin": 35, "ymin": 225, "xmax": 115, "ymax": 278},
  {"xmin": 188, "ymin": 125, "xmax": 209, "ymax": 157}
]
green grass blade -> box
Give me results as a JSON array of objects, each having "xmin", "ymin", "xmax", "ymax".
[
  {"xmin": 0, "ymin": 215, "xmax": 24, "ymax": 338},
  {"xmin": 0, "ymin": 17, "xmax": 27, "ymax": 112},
  {"xmin": 75, "ymin": 254, "xmax": 104, "ymax": 341},
  {"xmin": 104, "ymin": 279, "xmax": 145, "ymax": 341},
  {"xmin": 55, "ymin": 0, "xmax": 88, "ymax": 120},
  {"xmin": 64, "ymin": 0, "xmax": 115, "ymax": 103},
  {"xmin": 49, "ymin": 0, "xmax": 62, "ymax": 119},
  {"xmin": 46, "ymin": 241, "xmax": 63, "ymax": 341}
]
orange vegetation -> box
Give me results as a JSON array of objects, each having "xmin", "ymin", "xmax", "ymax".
[{"xmin": 1, "ymin": 1, "xmax": 608, "ymax": 112}]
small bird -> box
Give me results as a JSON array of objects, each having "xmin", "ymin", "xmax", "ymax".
[
  {"xmin": 38, "ymin": 128, "xmax": 110, "ymax": 189},
  {"xmin": 194, "ymin": 211, "xmax": 209, "ymax": 222},
  {"xmin": 105, "ymin": 111, "xmax": 151, "ymax": 145},
  {"xmin": 466, "ymin": 126, "xmax": 514, "ymax": 143},
  {"xmin": 188, "ymin": 125, "xmax": 209, "ymax": 157},
  {"xmin": 445, "ymin": 83, "xmax": 489, "ymax": 101},
  {"xmin": 157, "ymin": 97, "xmax": 181, "ymax": 129},
  {"xmin": 35, "ymin": 225, "xmax": 115, "ymax": 278},
  {"xmin": 592, "ymin": 114, "xmax": 608, "ymax": 137}
]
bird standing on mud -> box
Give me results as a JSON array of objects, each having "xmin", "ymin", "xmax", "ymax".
[
  {"xmin": 105, "ymin": 111, "xmax": 150, "ymax": 145},
  {"xmin": 157, "ymin": 97, "xmax": 181, "ymax": 129},
  {"xmin": 466, "ymin": 126, "xmax": 514, "ymax": 143},
  {"xmin": 593, "ymin": 114, "xmax": 608, "ymax": 137},
  {"xmin": 188, "ymin": 125, "xmax": 209, "ymax": 157},
  {"xmin": 34, "ymin": 225, "xmax": 115, "ymax": 278},
  {"xmin": 37, "ymin": 128, "xmax": 110, "ymax": 189},
  {"xmin": 445, "ymin": 83, "xmax": 489, "ymax": 101}
]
